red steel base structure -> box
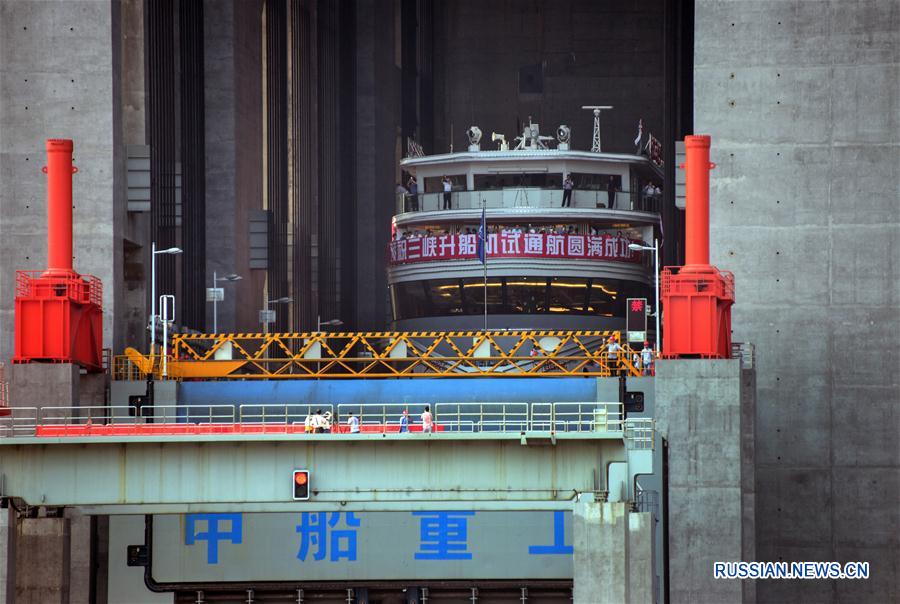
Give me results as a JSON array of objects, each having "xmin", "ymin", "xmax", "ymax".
[
  {"xmin": 661, "ymin": 135, "xmax": 734, "ymax": 359},
  {"xmin": 12, "ymin": 139, "xmax": 104, "ymax": 372},
  {"xmin": 13, "ymin": 271, "xmax": 103, "ymax": 371},
  {"xmin": 661, "ymin": 266, "xmax": 734, "ymax": 358}
]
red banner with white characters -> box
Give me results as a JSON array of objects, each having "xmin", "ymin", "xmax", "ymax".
[{"xmin": 388, "ymin": 233, "xmax": 642, "ymax": 265}]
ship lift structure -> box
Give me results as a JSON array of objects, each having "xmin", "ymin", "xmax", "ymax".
[{"xmin": 115, "ymin": 330, "xmax": 648, "ymax": 381}]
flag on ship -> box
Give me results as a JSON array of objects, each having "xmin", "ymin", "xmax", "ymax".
[
  {"xmin": 634, "ymin": 118, "xmax": 643, "ymax": 148},
  {"xmin": 477, "ymin": 207, "xmax": 487, "ymax": 264}
]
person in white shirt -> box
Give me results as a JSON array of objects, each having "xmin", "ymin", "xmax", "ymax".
[
  {"xmin": 606, "ymin": 336, "xmax": 623, "ymax": 375},
  {"xmin": 347, "ymin": 411, "xmax": 360, "ymax": 434},
  {"xmin": 311, "ymin": 409, "xmax": 324, "ymax": 433},
  {"xmin": 442, "ymin": 176, "xmax": 453, "ymax": 210},
  {"xmin": 641, "ymin": 341, "xmax": 654, "ymax": 376},
  {"xmin": 421, "ymin": 405, "xmax": 434, "ymax": 433}
]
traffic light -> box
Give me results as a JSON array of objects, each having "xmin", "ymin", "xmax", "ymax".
[
  {"xmin": 626, "ymin": 297, "xmax": 648, "ymax": 343},
  {"xmin": 293, "ymin": 469, "xmax": 310, "ymax": 501}
]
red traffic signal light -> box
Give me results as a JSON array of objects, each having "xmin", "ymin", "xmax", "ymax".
[{"xmin": 293, "ymin": 469, "xmax": 310, "ymax": 501}]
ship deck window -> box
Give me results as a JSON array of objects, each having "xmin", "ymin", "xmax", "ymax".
[
  {"xmin": 391, "ymin": 277, "xmax": 650, "ymax": 320},
  {"xmin": 428, "ymin": 279, "xmax": 464, "ymax": 315},
  {"xmin": 474, "ymin": 174, "xmax": 559, "ymax": 190},
  {"xmin": 569, "ymin": 173, "xmax": 622, "ymax": 192}
]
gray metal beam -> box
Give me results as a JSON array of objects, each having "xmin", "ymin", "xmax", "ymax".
[{"xmin": 0, "ymin": 433, "xmax": 628, "ymax": 513}]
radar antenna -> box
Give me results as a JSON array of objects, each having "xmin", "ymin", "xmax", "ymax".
[{"xmin": 582, "ymin": 105, "xmax": 613, "ymax": 152}]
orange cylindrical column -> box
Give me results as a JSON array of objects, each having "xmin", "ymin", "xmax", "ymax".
[
  {"xmin": 45, "ymin": 139, "xmax": 75, "ymax": 275},
  {"xmin": 684, "ymin": 135, "xmax": 712, "ymax": 267}
]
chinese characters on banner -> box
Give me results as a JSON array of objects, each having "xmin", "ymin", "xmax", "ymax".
[
  {"xmin": 185, "ymin": 511, "xmax": 572, "ymax": 565},
  {"xmin": 388, "ymin": 233, "xmax": 642, "ymax": 265}
]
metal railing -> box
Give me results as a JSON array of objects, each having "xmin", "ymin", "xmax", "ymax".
[
  {"xmin": 0, "ymin": 402, "xmax": 654, "ymax": 445},
  {"xmin": 396, "ymin": 189, "xmax": 661, "ymax": 215},
  {"xmin": 113, "ymin": 330, "xmax": 646, "ymax": 380},
  {"xmin": 15, "ymin": 270, "xmax": 103, "ymax": 307},
  {"xmin": 624, "ymin": 418, "xmax": 655, "ymax": 450},
  {"xmin": 433, "ymin": 402, "xmax": 530, "ymax": 433}
]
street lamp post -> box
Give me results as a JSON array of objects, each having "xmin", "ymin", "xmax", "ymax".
[
  {"xmin": 150, "ymin": 242, "xmax": 182, "ymax": 356},
  {"xmin": 209, "ymin": 272, "xmax": 242, "ymax": 333},
  {"xmin": 628, "ymin": 239, "xmax": 660, "ymax": 353},
  {"xmin": 262, "ymin": 296, "xmax": 292, "ymax": 334},
  {"xmin": 317, "ymin": 316, "xmax": 344, "ymax": 332}
]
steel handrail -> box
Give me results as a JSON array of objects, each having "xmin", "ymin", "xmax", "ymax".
[{"xmin": 1, "ymin": 402, "xmax": 655, "ymax": 443}]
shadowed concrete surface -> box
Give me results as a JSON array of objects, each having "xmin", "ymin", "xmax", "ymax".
[
  {"xmin": 696, "ymin": 1, "xmax": 900, "ymax": 602},
  {"xmin": 655, "ymin": 359, "xmax": 756, "ymax": 604},
  {"xmin": 15, "ymin": 517, "xmax": 69, "ymax": 604}
]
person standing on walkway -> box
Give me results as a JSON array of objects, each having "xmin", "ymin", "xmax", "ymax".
[
  {"xmin": 606, "ymin": 336, "xmax": 622, "ymax": 375},
  {"xmin": 607, "ymin": 176, "xmax": 618, "ymax": 209},
  {"xmin": 348, "ymin": 411, "xmax": 360, "ymax": 434},
  {"xmin": 641, "ymin": 341, "xmax": 654, "ymax": 376},
  {"xmin": 442, "ymin": 176, "xmax": 453, "ymax": 210},
  {"xmin": 312, "ymin": 409, "xmax": 325, "ymax": 433},
  {"xmin": 399, "ymin": 409, "xmax": 410, "ymax": 433},
  {"xmin": 407, "ymin": 176, "xmax": 419, "ymax": 211},
  {"xmin": 561, "ymin": 174, "xmax": 574, "ymax": 207},
  {"xmin": 421, "ymin": 405, "xmax": 434, "ymax": 434}
]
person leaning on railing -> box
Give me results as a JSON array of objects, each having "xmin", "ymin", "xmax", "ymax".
[{"xmin": 605, "ymin": 335, "xmax": 623, "ymax": 375}]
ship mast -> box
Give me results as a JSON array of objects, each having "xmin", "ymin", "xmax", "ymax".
[{"xmin": 582, "ymin": 105, "xmax": 613, "ymax": 152}]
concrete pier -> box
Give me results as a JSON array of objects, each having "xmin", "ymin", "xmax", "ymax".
[
  {"xmin": 573, "ymin": 501, "xmax": 654, "ymax": 604},
  {"xmin": 655, "ymin": 358, "xmax": 756, "ymax": 604}
]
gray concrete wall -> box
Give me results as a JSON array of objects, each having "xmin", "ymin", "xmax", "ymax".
[
  {"xmin": 695, "ymin": 2, "xmax": 899, "ymax": 602},
  {"xmin": 432, "ymin": 0, "xmax": 665, "ymax": 156},
  {"xmin": 7, "ymin": 363, "xmax": 79, "ymax": 409},
  {"xmin": 15, "ymin": 517, "xmax": 70, "ymax": 604},
  {"xmin": 107, "ymin": 516, "xmax": 171, "ymax": 604},
  {"xmin": 655, "ymin": 359, "xmax": 755, "ymax": 604},
  {"xmin": 573, "ymin": 501, "xmax": 653, "ymax": 604},
  {"xmin": 0, "ymin": 507, "xmax": 15, "ymax": 604},
  {"xmin": 0, "ymin": 0, "xmax": 122, "ymax": 363},
  {"xmin": 204, "ymin": 0, "xmax": 239, "ymax": 334},
  {"xmin": 231, "ymin": 0, "xmax": 265, "ymax": 332},
  {"xmin": 67, "ymin": 512, "xmax": 92, "ymax": 604},
  {"xmin": 355, "ymin": 0, "xmax": 402, "ymax": 330}
]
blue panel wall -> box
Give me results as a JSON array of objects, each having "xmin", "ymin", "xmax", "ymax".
[{"xmin": 179, "ymin": 377, "xmax": 603, "ymax": 406}]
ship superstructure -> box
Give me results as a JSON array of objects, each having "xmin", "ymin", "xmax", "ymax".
[{"xmin": 389, "ymin": 117, "xmax": 664, "ymax": 334}]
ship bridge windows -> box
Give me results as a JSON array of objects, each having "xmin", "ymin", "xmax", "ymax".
[
  {"xmin": 391, "ymin": 277, "xmax": 649, "ymax": 320},
  {"xmin": 569, "ymin": 172, "xmax": 622, "ymax": 192},
  {"xmin": 428, "ymin": 279, "xmax": 465, "ymax": 315},
  {"xmin": 473, "ymin": 173, "xmax": 559, "ymax": 190}
]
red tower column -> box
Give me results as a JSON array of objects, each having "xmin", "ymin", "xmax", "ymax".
[
  {"xmin": 683, "ymin": 135, "xmax": 712, "ymax": 269},
  {"xmin": 13, "ymin": 139, "xmax": 103, "ymax": 371},
  {"xmin": 660, "ymin": 135, "xmax": 734, "ymax": 358},
  {"xmin": 44, "ymin": 139, "xmax": 76, "ymax": 276}
]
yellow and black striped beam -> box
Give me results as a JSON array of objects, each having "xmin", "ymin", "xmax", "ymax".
[{"xmin": 113, "ymin": 331, "xmax": 649, "ymax": 380}]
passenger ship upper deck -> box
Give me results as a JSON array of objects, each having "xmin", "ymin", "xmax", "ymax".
[{"xmin": 387, "ymin": 117, "xmax": 665, "ymax": 333}]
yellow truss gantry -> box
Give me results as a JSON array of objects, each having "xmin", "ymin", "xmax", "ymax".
[{"xmin": 115, "ymin": 330, "xmax": 648, "ymax": 380}]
